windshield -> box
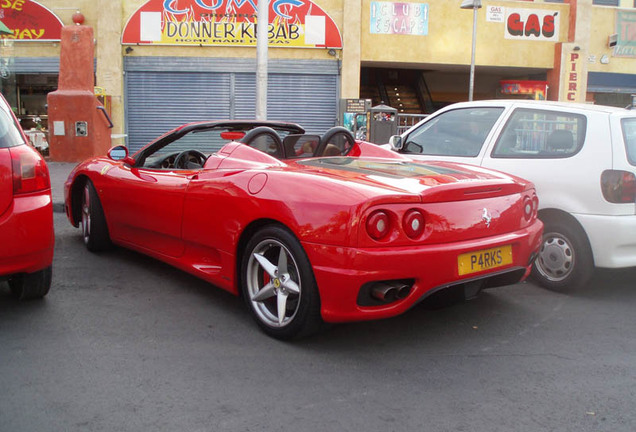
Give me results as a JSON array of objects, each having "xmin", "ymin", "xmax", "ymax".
[{"xmin": 403, "ymin": 107, "xmax": 504, "ymax": 157}]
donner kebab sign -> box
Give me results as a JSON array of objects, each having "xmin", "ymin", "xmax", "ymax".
[{"xmin": 122, "ymin": 0, "xmax": 343, "ymax": 48}]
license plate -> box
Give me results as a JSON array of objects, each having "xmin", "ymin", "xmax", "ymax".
[{"xmin": 458, "ymin": 245, "xmax": 513, "ymax": 276}]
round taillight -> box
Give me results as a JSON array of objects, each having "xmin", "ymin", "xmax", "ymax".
[
  {"xmin": 523, "ymin": 196, "xmax": 535, "ymax": 220},
  {"xmin": 366, "ymin": 210, "xmax": 390, "ymax": 240},
  {"xmin": 403, "ymin": 209, "xmax": 425, "ymax": 238}
]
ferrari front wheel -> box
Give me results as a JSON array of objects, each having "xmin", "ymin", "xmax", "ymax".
[
  {"xmin": 241, "ymin": 226, "xmax": 322, "ymax": 340},
  {"xmin": 81, "ymin": 180, "xmax": 112, "ymax": 252}
]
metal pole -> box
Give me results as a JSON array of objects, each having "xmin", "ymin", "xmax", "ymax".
[
  {"xmin": 468, "ymin": 5, "xmax": 477, "ymax": 102},
  {"xmin": 256, "ymin": 0, "xmax": 268, "ymax": 120}
]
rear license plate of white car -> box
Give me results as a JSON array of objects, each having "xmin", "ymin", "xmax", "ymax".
[{"xmin": 458, "ymin": 245, "xmax": 513, "ymax": 276}]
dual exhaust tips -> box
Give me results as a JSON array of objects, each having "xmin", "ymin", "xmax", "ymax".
[{"xmin": 370, "ymin": 280, "xmax": 413, "ymax": 303}]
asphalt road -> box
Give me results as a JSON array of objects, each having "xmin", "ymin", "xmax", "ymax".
[{"xmin": 1, "ymin": 213, "xmax": 635, "ymax": 432}]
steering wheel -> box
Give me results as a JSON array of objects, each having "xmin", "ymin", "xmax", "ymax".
[{"xmin": 173, "ymin": 150, "xmax": 207, "ymax": 169}]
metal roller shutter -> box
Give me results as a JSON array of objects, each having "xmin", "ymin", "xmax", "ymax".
[
  {"xmin": 125, "ymin": 71, "xmax": 231, "ymax": 152},
  {"xmin": 125, "ymin": 57, "xmax": 339, "ymax": 151},
  {"xmin": 234, "ymin": 73, "xmax": 338, "ymax": 134},
  {"xmin": 10, "ymin": 57, "xmax": 60, "ymax": 73},
  {"xmin": 266, "ymin": 73, "xmax": 338, "ymax": 134}
]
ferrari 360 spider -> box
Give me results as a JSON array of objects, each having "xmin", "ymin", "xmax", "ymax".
[{"xmin": 64, "ymin": 121, "xmax": 543, "ymax": 339}]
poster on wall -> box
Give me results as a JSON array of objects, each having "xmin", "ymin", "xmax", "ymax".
[
  {"xmin": 0, "ymin": 0, "xmax": 63, "ymax": 41},
  {"xmin": 369, "ymin": 2, "xmax": 428, "ymax": 36},
  {"xmin": 504, "ymin": 8, "xmax": 559, "ymax": 42},
  {"xmin": 614, "ymin": 10, "xmax": 636, "ymax": 58},
  {"xmin": 122, "ymin": 0, "xmax": 343, "ymax": 48}
]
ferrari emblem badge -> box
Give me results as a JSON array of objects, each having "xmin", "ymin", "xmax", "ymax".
[{"xmin": 482, "ymin": 208, "xmax": 492, "ymax": 228}]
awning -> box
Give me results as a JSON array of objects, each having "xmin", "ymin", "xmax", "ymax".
[{"xmin": 587, "ymin": 72, "xmax": 636, "ymax": 94}]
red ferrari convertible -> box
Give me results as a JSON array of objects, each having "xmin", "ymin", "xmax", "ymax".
[{"xmin": 65, "ymin": 121, "xmax": 542, "ymax": 339}]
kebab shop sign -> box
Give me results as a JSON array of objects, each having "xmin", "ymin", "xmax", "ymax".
[{"xmin": 122, "ymin": 0, "xmax": 343, "ymax": 48}]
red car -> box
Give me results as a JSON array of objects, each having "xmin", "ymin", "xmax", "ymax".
[
  {"xmin": 64, "ymin": 121, "xmax": 542, "ymax": 339},
  {"xmin": 0, "ymin": 94, "xmax": 54, "ymax": 300}
]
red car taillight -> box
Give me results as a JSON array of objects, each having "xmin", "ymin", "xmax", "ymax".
[
  {"xmin": 366, "ymin": 210, "xmax": 391, "ymax": 240},
  {"xmin": 523, "ymin": 194, "xmax": 539, "ymax": 221},
  {"xmin": 10, "ymin": 145, "xmax": 50, "ymax": 195},
  {"xmin": 403, "ymin": 209, "xmax": 425, "ymax": 238},
  {"xmin": 601, "ymin": 170, "xmax": 636, "ymax": 204}
]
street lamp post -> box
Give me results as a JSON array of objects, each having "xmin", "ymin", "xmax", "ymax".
[
  {"xmin": 460, "ymin": 0, "xmax": 481, "ymax": 102},
  {"xmin": 256, "ymin": 0, "xmax": 269, "ymax": 120}
]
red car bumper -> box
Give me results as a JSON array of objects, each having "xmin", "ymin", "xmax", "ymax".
[
  {"xmin": 304, "ymin": 220, "xmax": 543, "ymax": 323},
  {"xmin": 0, "ymin": 193, "xmax": 54, "ymax": 277}
]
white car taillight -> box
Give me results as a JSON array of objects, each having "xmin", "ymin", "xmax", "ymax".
[{"xmin": 601, "ymin": 170, "xmax": 636, "ymax": 204}]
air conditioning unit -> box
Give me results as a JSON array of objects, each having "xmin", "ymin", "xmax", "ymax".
[{"xmin": 608, "ymin": 34, "xmax": 618, "ymax": 48}]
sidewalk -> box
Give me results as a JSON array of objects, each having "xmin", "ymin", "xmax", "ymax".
[{"xmin": 46, "ymin": 161, "xmax": 79, "ymax": 213}]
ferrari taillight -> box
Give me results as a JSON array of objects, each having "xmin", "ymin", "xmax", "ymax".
[
  {"xmin": 10, "ymin": 145, "xmax": 50, "ymax": 195},
  {"xmin": 523, "ymin": 194, "xmax": 539, "ymax": 220},
  {"xmin": 366, "ymin": 210, "xmax": 391, "ymax": 240},
  {"xmin": 403, "ymin": 209, "xmax": 425, "ymax": 238},
  {"xmin": 601, "ymin": 170, "xmax": 636, "ymax": 204}
]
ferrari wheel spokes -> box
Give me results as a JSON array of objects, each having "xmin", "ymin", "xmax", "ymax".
[
  {"xmin": 247, "ymin": 239, "xmax": 301, "ymax": 328},
  {"xmin": 241, "ymin": 225, "xmax": 322, "ymax": 339}
]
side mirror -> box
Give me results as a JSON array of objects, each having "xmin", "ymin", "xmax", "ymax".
[
  {"xmin": 389, "ymin": 135, "xmax": 403, "ymax": 150},
  {"xmin": 108, "ymin": 145, "xmax": 134, "ymax": 165}
]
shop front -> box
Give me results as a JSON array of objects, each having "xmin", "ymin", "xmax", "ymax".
[
  {"xmin": 121, "ymin": 0, "xmax": 343, "ymax": 151},
  {"xmin": 0, "ymin": 0, "xmax": 64, "ymax": 153}
]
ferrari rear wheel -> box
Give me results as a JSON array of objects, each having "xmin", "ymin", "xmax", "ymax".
[
  {"xmin": 81, "ymin": 180, "xmax": 112, "ymax": 252},
  {"xmin": 9, "ymin": 266, "xmax": 52, "ymax": 300},
  {"xmin": 241, "ymin": 225, "xmax": 322, "ymax": 340}
]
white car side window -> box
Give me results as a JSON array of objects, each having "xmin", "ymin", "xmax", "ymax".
[
  {"xmin": 493, "ymin": 108, "xmax": 586, "ymax": 158},
  {"xmin": 622, "ymin": 118, "xmax": 636, "ymax": 166},
  {"xmin": 403, "ymin": 108, "xmax": 504, "ymax": 157}
]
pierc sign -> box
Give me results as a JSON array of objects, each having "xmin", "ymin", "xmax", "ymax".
[
  {"xmin": 565, "ymin": 51, "xmax": 581, "ymax": 102},
  {"xmin": 122, "ymin": 0, "xmax": 343, "ymax": 48},
  {"xmin": 0, "ymin": 0, "xmax": 63, "ymax": 41}
]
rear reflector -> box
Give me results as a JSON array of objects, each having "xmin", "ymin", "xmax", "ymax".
[
  {"xmin": 10, "ymin": 145, "xmax": 50, "ymax": 195},
  {"xmin": 601, "ymin": 170, "xmax": 636, "ymax": 204}
]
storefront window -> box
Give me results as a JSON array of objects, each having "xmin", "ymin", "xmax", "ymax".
[{"xmin": 0, "ymin": 39, "xmax": 17, "ymax": 116}]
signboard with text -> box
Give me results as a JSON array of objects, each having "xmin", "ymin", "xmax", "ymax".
[
  {"xmin": 487, "ymin": 6, "xmax": 504, "ymax": 23},
  {"xmin": 504, "ymin": 8, "xmax": 559, "ymax": 42},
  {"xmin": 614, "ymin": 10, "xmax": 636, "ymax": 58},
  {"xmin": 370, "ymin": 2, "xmax": 428, "ymax": 36},
  {"xmin": 0, "ymin": 0, "xmax": 63, "ymax": 41},
  {"xmin": 122, "ymin": 0, "xmax": 342, "ymax": 48}
]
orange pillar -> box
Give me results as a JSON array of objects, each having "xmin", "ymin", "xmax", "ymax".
[{"xmin": 47, "ymin": 19, "xmax": 112, "ymax": 162}]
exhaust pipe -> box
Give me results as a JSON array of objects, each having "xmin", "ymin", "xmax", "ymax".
[{"xmin": 371, "ymin": 281, "xmax": 412, "ymax": 303}]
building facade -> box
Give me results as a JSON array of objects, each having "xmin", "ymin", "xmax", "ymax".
[{"xmin": 2, "ymin": 0, "xmax": 636, "ymax": 151}]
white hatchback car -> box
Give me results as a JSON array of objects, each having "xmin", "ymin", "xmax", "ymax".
[{"xmin": 389, "ymin": 100, "xmax": 636, "ymax": 290}]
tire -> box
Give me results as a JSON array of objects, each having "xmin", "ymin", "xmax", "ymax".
[
  {"xmin": 241, "ymin": 225, "xmax": 323, "ymax": 340},
  {"xmin": 9, "ymin": 265, "xmax": 52, "ymax": 300},
  {"xmin": 81, "ymin": 180, "xmax": 112, "ymax": 252},
  {"xmin": 531, "ymin": 218, "xmax": 594, "ymax": 291}
]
